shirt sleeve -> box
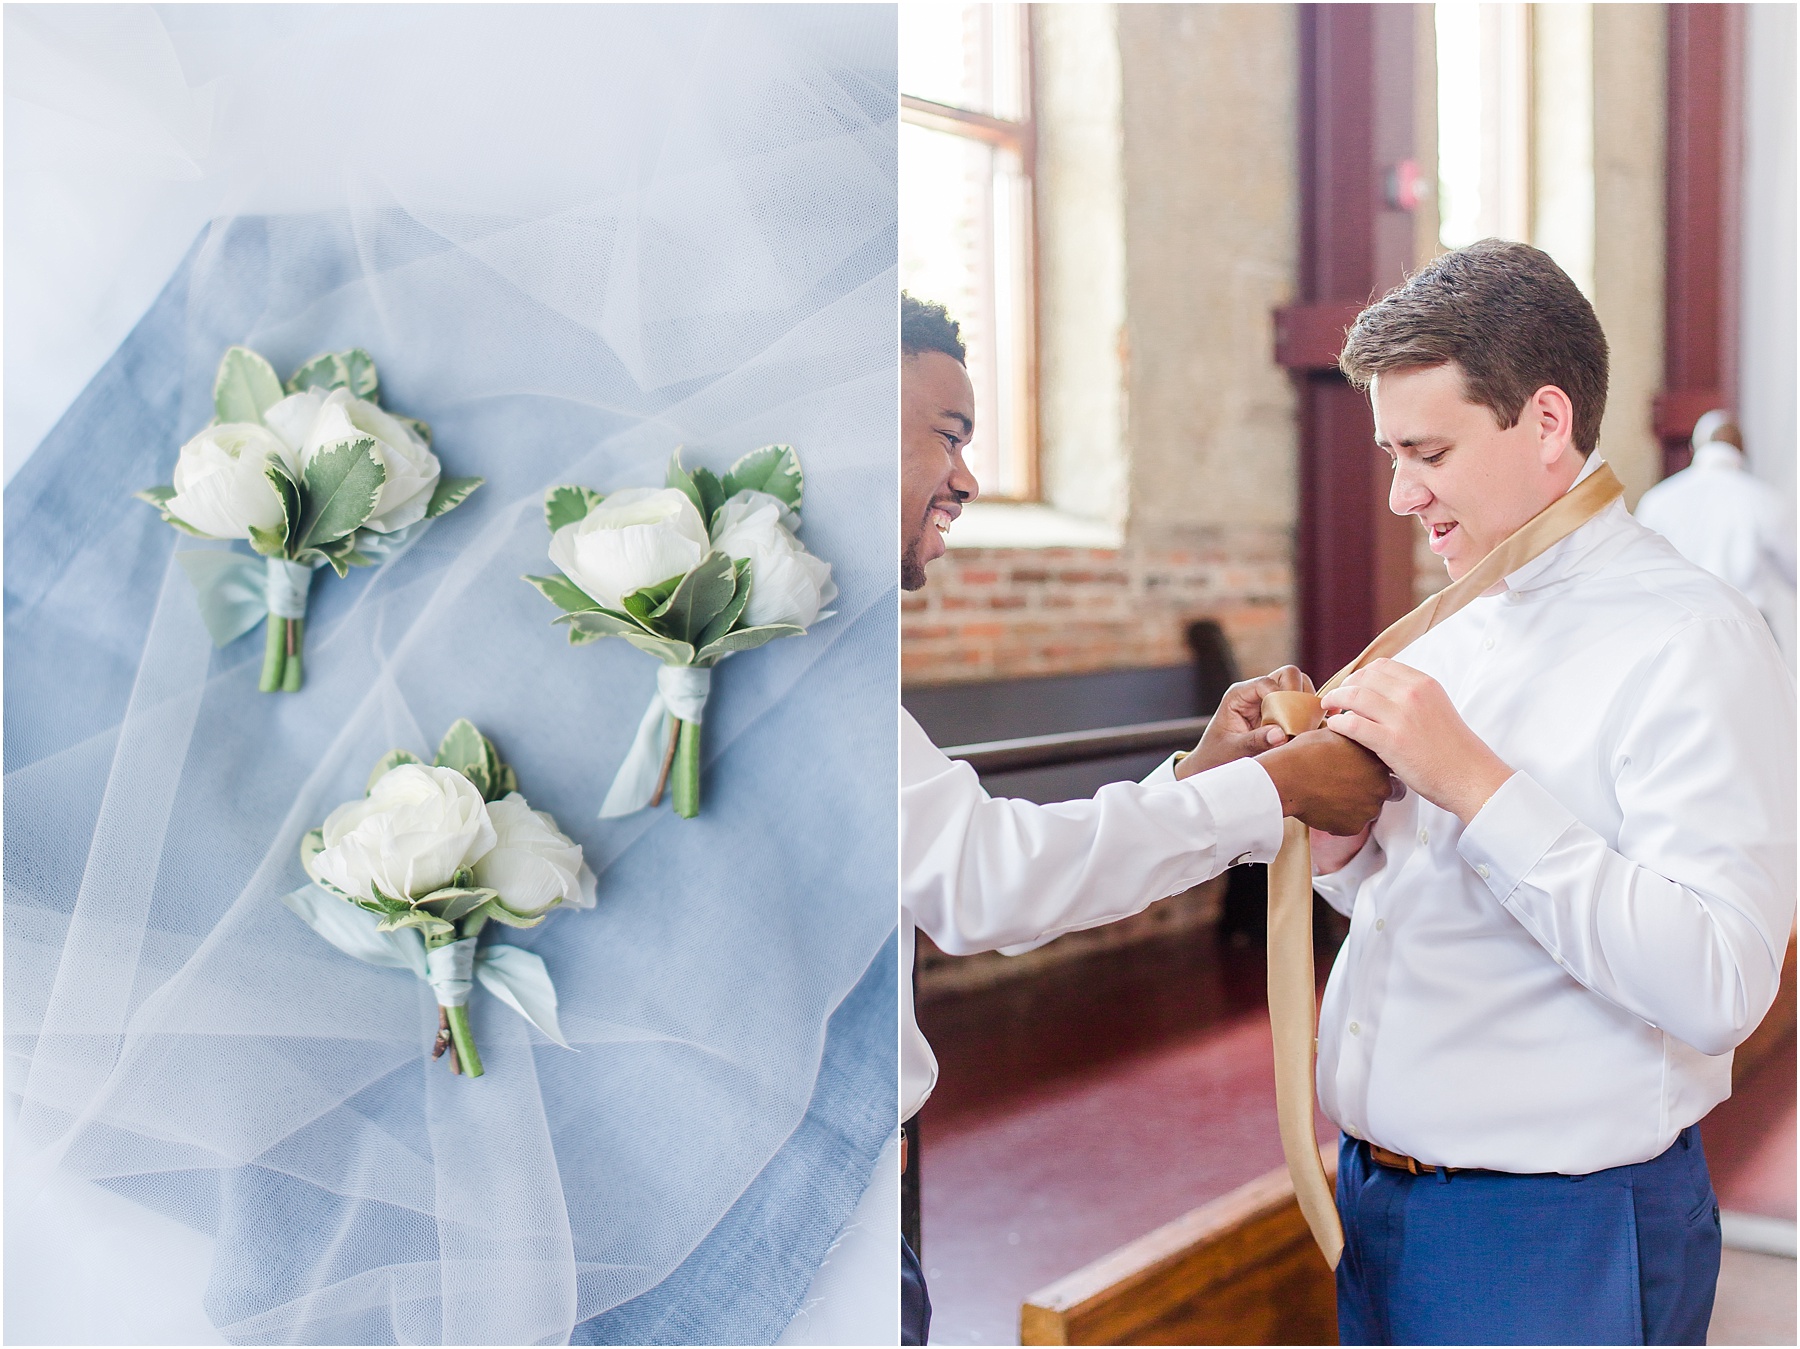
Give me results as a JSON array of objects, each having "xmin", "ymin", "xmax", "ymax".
[
  {"xmin": 1310, "ymin": 832, "xmax": 1386, "ymax": 917},
  {"xmin": 1457, "ymin": 616, "xmax": 1797, "ymax": 1056},
  {"xmin": 902, "ymin": 715, "xmax": 1285, "ymax": 956}
]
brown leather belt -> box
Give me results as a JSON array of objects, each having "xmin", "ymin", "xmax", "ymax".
[{"xmin": 1369, "ymin": 1143, "xmax": 1464, "ymax": 1176}]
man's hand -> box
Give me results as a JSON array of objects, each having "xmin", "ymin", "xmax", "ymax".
[
  {"xmin": 1256, "ymin": 729, "xmax": 1392, "ymax": 835},
  {"xmin": 1320, "ymin": 658, "xmax": 1513, "ymax": 823},
  {"xmin": 1175, "ymin": 665, "xmax": 1313, "ymax": 780}
]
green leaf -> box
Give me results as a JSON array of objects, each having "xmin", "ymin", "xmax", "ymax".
[
  {"xmin": 690, "ymin": 466, "xmax": 727, "ymax": 529},
  {"xmin": 265, "ymin": 460, "xmax": 302, "ymax": 553},
  {"xmin": 367, "ymin": 884, "xmax": 413, "ymax": 915},
  {"xmin": 247, "ymin": 525, "xmax": 286, "ymax": 558},
  {"xmin": 299, "ymin": 436, "xmax": 386, "ymax": 549},
  {"xmin": 316, "ymin": 536, "xmax": 363, "ymax": 577},
  {"xmin": 298, "ymin": 827, "xmax": 326, "ymax": 877},
  {"xmin": 696, "ymin": 623, "xmax": 803, "ymax": 666},
  {"xmin": 375, "ymin": 910, "xmax": 456, "ymax": 939},
  {"xmin": 213, "ymin": 347, "xmax": 285, "ymax": 425},
  {"xmin": 695, "ymin": 558, "xmax": 752, "ymax": 649},
  {"xmin": 135, "ymin": 486, "xmax": 176, "ymax": 508},
  {"xmin": 621, "ymin": 573, "xmax": 686, "ymax": 631},
  {"xmin": 650, "ymin": 550, "xmax": 737, "ymax": 644},
  {"xmin": 544, "ymin": 485, "xmax": 603, "ymax": 534},
  {"xmin": 366, "ymin": 748, "xmax": 422, "ymax": 793},
  {"xmin": 560, "ymin": 609, "xmax": 650, "ymax": 640},
  {"xmin": 341, "ymin": 349, "xmax": 379, "ymax": 400},
  {"xmin": 723, "ymin": 444, "xmax": 803, "ymax": 510},
  {"xmin": 525, "ymin": 573, "xmax": 602, "ymax": 614},
  {"xmin": 286, "ymin": 348, "xmax": 380, "ymax": 400},
  {"xmin": 495, "ymin": 763, "xmax": 518, "ymax": 797},
  {"xmin": 161, "ymin": 511, "xmax": 214, "ymax": 538},
  {"xmin": 397, "ymin": 415, "xmax": 431, "ymax": 444},
  {"xmin": 666, "ymin": 448, "xmax": 703, "ymax": 520},
  {"xmin": 425, "ymin": 475, "xmax": 483, "ymax": 520},
  {"xmin": 565, "ymin": 623, "xmax": 605, "ymax": 647},
  {"xmin": 469, "ymin": 899, "xmax": 547, "ymax": 930},
  {"xmin": 415, "ymin": 886, "xmax": 500, "ymax": 922},
  {"xmin": 430, "ymin": 719, "xmax": 506, "ymax": 800},
  {"xmin": 621, "ymin": 631, "xmax": 696, "ymax": 666}
]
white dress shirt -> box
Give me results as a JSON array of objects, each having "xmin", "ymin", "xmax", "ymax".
[
  {"xmin": 1314, "ymin": 457, "xmax": 1796, "ymax": 1176},
  {"xmin": 901, "ymin": 711, "xmax": 1285, "ymax": 1121},
  {"xmin": 1634, "ymin": 440, "xmax": 1798, "ymax": 664}
]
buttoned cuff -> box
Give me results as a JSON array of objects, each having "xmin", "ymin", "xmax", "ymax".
[
  {"xmin": 1178, "ymin": 756, "xmax": 1286, "ymax": 867},
  {"xmin": 1457, "ymin": 771, "xmax": 1579, "ymax": 902},
  {"xmin": 1142, "ymin": 753, "xmax": 1181, "ymax": 786}
]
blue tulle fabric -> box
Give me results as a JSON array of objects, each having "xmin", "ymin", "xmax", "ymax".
[{"xmin": 5, "ymin": 26, "xmax": 898, "ymax": 1337}]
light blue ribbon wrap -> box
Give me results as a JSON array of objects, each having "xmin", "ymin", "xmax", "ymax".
[
  {"xmin": 601, "ymin": 665, "xmax": 713, "ymax": 817},
  {"xmin": 281, "ymin": 884, "xmax": 569, "ymax": 1046},
  {"xmin": 179, "ymin": 521, "xmax": 433, "ymax": 648},
  {"xmin": 177, "ymin": 553, "xmax": 317, "ymax": 646},
  {"xmin": 5, "ymin": 12, "xmax": 897, "ymax": 1341}
]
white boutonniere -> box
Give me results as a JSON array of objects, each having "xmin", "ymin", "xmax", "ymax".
[
  {"xmin": 284, "ymin": 720, "xmax": 595, "ymax": 1078},
  {"xmin": 526, "ymin": 446, "xmax": 834, "ymax": 818},
  {"xmin": 137, "ymin": 346, "xmax": 483, "ymax": 691}
]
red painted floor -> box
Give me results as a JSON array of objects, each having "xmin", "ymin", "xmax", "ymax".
[{"xmin": 918, "ymin": 929, "xmax": 1796, "ymax": 1347}]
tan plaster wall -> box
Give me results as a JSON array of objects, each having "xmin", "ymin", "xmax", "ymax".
[
  {"xmin": 1034, "ymin": 3, "xmax": 1128, "ymax": 527},
  {"xmin": 1591, "ymin": 5, "xmax": 1666, "ymax": 506},
  {"xmin": 1116, "ymin": 3, "xmax": 1301, "ymax": 542}
]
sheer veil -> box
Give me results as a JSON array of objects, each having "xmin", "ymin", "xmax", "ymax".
[{"xmin": 6, "ymin": 7, "xmax": 898, "ymax": 1343}]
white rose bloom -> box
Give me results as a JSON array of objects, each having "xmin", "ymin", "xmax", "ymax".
[
  {"xmin": 296, "ymin": 388, "xmax": 442, "ymax": 534},
  {"xmin": 164, "ymin": 423, "xmax": 295, "ymax": 539},
  {"xmin": 472, "ymin": 793, "xmax": 597, "ymax": 917},
  {"xmin": 548, "ymin": 486, "xmax": 709, "ymax": 611},
  {"xmin": 710, "ymin": 490, "xmax": 836, "ymax": 629},
  {"xmin": 311, "ymin": 764, "xmax": 496, "ymax": 903}
]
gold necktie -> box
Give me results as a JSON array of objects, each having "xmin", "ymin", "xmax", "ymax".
[{"xmin": 1261, "ymin": 462, "xmax": 1625, "ymax": 1267}]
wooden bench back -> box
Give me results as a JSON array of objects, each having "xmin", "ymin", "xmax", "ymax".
[{"xmin": 1020, "ymin": 1148, "xmax": 1338, "ymax": 1346}]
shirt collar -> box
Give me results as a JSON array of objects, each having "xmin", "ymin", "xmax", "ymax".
[
  {"xmin": 1499, "ymin": 452, "xmax": 1626, "ymax": 595},
  {"xmin": 1692, "ymin": 441, "xmax": 1745, "ymax": 472}
]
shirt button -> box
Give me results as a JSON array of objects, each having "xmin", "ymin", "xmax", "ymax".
[
  {"xmin": 1476, "ymin": 863, "xmax": 1491, "ymax": 880},
  {"xmin": 1375, "ymin": 918, "xmax": 1386, "ymax": 931},
  {"xmin": 1349, "ymin": 1021, "xmax": 1361, "ymax": 1036},
  {"xmin": 1483, "ymin": 636, "xmax": 1496, "ymax": 650},
  {"xmin": 1230, "ymin": 851, "xmax": 1252, "ymax": 867},
  {"xmin": 1418, "ymin": 828, "xmax": 1429, "ymax": 845}
]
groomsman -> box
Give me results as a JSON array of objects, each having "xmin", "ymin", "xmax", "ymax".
[
  {"xmin": 897, "ymin": 294, "xmax": 1395, "ymax": 1344},
  {"xmin": 1314, "ymin": 241, "xmax": 1794, "ymax": 1345}
]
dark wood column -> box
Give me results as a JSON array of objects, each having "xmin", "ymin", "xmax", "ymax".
[
  {"xmin": 1276, "ymin": 5, "xmax": 1423, "ymax": 680},
  {"xmin": 1656, "ymin": 4, "xmax": 1744, "ymax": 477}
]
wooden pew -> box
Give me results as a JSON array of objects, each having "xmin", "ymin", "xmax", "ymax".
[{"xmin": 1020, "ymin": 1147, "xmax": 1338, "ymax": 1346}]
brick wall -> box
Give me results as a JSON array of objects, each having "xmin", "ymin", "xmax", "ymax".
[{"xmin": 902, "ymin": 524, "xmax": 1295, "ymax": 686}]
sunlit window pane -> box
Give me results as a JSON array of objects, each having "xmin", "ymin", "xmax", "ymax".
[
  {"xmin": 900, "ymin": 3, "xmax": 1034, "ymax": 501},
  {"xmin": 899, "ymin": 4, "xmax": 1025, "ymax": 121}
]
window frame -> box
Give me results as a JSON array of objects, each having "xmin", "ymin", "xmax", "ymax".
[{"xmin": 900, "ymin": 12, "xmax": 1042, "ymax": 503}]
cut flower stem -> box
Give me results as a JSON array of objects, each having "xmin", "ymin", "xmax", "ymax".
[
  {"xmin": 444, "ymin": 1004, "xmax": 483, "ymax": 1078},
  {"xmin": 672, "ymin": 719, "xmax": 701, "ymax": 818}
]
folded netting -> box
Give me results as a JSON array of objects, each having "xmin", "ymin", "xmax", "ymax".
[{"xmin": 5, "ymin": 13, "xmax": 898, "ymax": 1339}]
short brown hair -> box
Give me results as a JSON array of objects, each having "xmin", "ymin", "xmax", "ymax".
[{"xmin": 1339, "ymin": 239, "xmax": 1609, "ymax": 455}]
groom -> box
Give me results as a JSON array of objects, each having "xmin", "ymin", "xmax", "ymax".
[{"xmin": 1310, "ymin": 240, "xmax": 1794, "ymax": 1345}]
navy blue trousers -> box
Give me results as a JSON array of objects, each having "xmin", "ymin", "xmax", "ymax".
[
  {"xmin": 1337, "ymin": 1127, "xmax": 1721, "ymax": 1345},
  {"xmin": 902, "ymin": 1234, "xmax": 932, "ymax": 1345}
]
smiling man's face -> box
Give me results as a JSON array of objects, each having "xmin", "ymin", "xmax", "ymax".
[
  {"xmin": 901, "ymin": 349, "xmax": 979, "ymax": 590},
  {"xmin": 1373, "ymin": 363, "xmax": 1583, "ymax": 581}
]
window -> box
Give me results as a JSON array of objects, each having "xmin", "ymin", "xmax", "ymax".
[
  {"xmin": 1435, "ymin": 3, "xmax": 1594, "ymax": 296},
  {"xmin": 900, "ymin": 4, "xmax": 1037, "ymax": 500}
]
